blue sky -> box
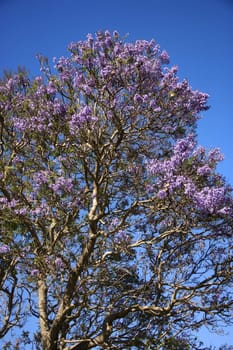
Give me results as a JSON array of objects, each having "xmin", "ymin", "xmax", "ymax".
[{"xmin": 0, "ymin": 0, "xmax": 232, "ymax": 347}]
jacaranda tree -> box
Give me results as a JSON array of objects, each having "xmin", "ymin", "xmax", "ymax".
[{"xmin": 0, "ymin": 31, "xmax": 232, "ymax": 350}]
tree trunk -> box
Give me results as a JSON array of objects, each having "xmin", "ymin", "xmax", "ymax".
[{"xmin": 38, "ymin": 279, "xmax": 57, "ymax": 350}]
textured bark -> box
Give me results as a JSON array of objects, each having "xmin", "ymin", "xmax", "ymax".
[{"xmin": 38, "ymin": 279, "xmax": 51, "ymax": 350}]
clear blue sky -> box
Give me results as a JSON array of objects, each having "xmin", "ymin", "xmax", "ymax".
[{"xmin": 0, "ymin": 0, "xmax": 232, "ymax": 347}]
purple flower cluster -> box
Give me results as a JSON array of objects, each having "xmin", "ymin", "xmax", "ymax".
[
  {"xmin": 147, "ymin": 135, "xmax": 232, "ymax": 215},
  {"xmin": 147, "ymin": 135, "xmax": 196, "ymax": 176},
  {"xmin": 33, "ymin": 170, "xmax": 74, "ymax": 196},
  {"xmin": 0, "ymin": 197, "xmax": 20, "ymax": 210},
  {"xmin": 0, "ymin": 244, "xmax": 10, "ymax": 254},
  {"xmin": 0, "ymin": 32, "xmax": 230, "ymax": 254},
  {"xmin": 114, "ymin": 230, "xmax": 131, "ymax": 245},
  {"xmin": 194, "ymin": 187, "xmax": 226, "ymax": 214},
  {"xmin": 69, "ymin": 106, "xmax": 98, "ymax": 133},
  {"xmin": 63, "ymin": 31, "xmax": 208, "ymax": 135},
  {"xmin": 197, "ymin": 165, "xmax": 212, "ymax": 176},
  {"xmin": 33, "ymin": 170, "xmax": 50, "ymax": 189},
  {"xmin": 0, "ymin": 31, "xmax": 210, "ymax": 149},
  {"xmin": 50, "ymin": 176, "xmax": 74, "ymax": 195},
  {"xmin": 54, "ymin": 56, "xmax": 74, "ymax": 82},
  {"xmin": 173, "ymin": 134, "xmax": 195, "ymax": 161},
  {"xmin": 30, "ymin": 269, "xmax": 40, "ymax": 277},
  {"xmin": 30, "ymin": 202, "xmax": 49, "ymax": 217},
  {"xmin": 14, "ymin": 207, "xmax": 28, "ymax": 216},
  {"xmin": 208, "ymin": 148, "xmax": 224, "ymax": 163},
  {"xmin": 13, "ymin": 103, "xmax": 63, "ymax": 134},
  {"xmin": 4, "ymin": 75, "xmax": 66, "ymax": 136},
  {"xmin": 54, "ymin": 257, "xmax": 63, "ymax": 269},
  {"xmin": 157, "ymin": 189, "xmax": 167, "ymax": 199}
]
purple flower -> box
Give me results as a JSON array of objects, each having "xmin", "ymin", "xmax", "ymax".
[
  {"xmin": 146, "ymin": 184, "xmax": 155, "ymax": 193},
  {"xmin": 110, "ymin": 218, "xmax": 119, "ymax": 228},
  {"xmin": 54, "ymin": 257, "xmax": 63, "ymax": 269},
  {"xmin": 14, "ymin": 118, "xmax": 29, "ymax": 132},
  {"xmin": 69, "ymin": 106, "xmax": 98, "ymax": 133},
  {"xmin": 218, "ymin": 207, "xmax": 232, "ymax": 215},
  {"xmin": 87, "ymin": 33, "xmax": 94, "ymax": 45},
  {"xmin": 114, "ymin": 230, "xmax": 131, "ymax": 245},
  {"xmin": 31, "ymin": 207, "xmax": 43, "ymax": 216},
  {"xmin": 0, "ymin": 245, "xmax": 10, "ymax": 254},
  {"xmin": 193, "ymin": 146, "xmax": 206, "ymax": 157},
  {"xmin": 50, "ymin": 177, "xmax": 74, "ymax": 195},
  {"xmin": 194, "ymin": 187, "xmax": 226, "ymax": 213},
  {"xmin": 47, "ymin": 81, "xmax": 57, "ymax": 95},
  {"xmin": 197, "ymin": 165, "xmax": 212, "ymax": 176},
  {"xmin": 54, "ymin": 56, "xmax": 73, "ymax": 81},
  {"xmin": 173, "ymin": 134, "xmax": 195, "ymax": 161},
  {"xmin": 8, "ymin": 199, "xmax": 18, "ymax": 208},
  {"xmin": 160, "ymin": 50, "xmax": 170, "ymax": 64},
  {"xmin": 113, "ymin": 30, "xmax": 119, "ymax": 38},
  {"xmin": 154, "ymin": 106, "xmax": 162, "ymax": 113},
  {"xmin": 35, "ymin": 76, "xmax": 43, "ymax": 84},
  {"xmin": 30, "ymin": 202, "xmax": 49, "ymax": 217},
  {"xmin": 0, "ymin": 197, "xmax": 8, "ymax": 206},
  {"xmin": 208, "ymin": 148, "xmax": 224, "ymax": 163},
  {"xmin": 157, "ymin": 189, "xmax": 167, "ymax": 199},
  {"xmin": 30, "ymin": 269, "xmax": 40, "ymax": 276},
  {"xmin": 184, "ymin": 181, "xmax": 196, "ymax": 197},
  {"xmin": 6, "ymin": 78, "xmax": 14, "ymax": 90},
  {"xmin": 33, "ymin": 170, "xmax": 50, "ymax": 189},
  {"xmin": 14, "ymin": 207, "xmax": 28, "ymax": 215},
  {"xmin": 146, "ymin": 159, "xmax": 161, "ymax": 175},
  {"xmin": 74, "ymin": 72, "xmax": 84, "ymax": 87},
  {"xmin": 174, "ymin": 175, "xmax": 186, "ymax": 188},
  {"xmin": 101, "ymin": 66, "xmax": 113, "ymax": 78},
  {"xmin": 82, "ymin": 83, "xmax": 93, "ymax": 95},
  {"xmin": 133, "ymin": 94, "xmax": 143, "ymax": 104}
]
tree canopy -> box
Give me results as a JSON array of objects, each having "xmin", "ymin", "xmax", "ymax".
[{"xmin": 0, "ymin": 31, "xmax": 232, "ymax": 350}]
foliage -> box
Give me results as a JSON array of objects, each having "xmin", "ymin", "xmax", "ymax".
[{"xmin": 0, "ymin": 31, "xmax": 233, "ymax": 349}]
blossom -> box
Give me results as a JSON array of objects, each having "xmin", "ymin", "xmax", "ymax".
[
  {"xmin": 14, "ymin": 207, "xmax": 28, "ymax": 215},
  {"xmin": 114, "ymin": 230, "xmax": 131, "ymax": 245},
  {"xmin": 6, "ymin": 78, "xmax": 14, "ymax": 91},
  {"xmin": 53, "ymin": 99, "xmax": 66, "ymax": 115},
  {"xmin": 133, "ymin": 93, "xmax": 143, "ymax": 104},
  {"xmin": 160, "ymin": 50, "xmax": 170, "ymax": 64},
  {"xmin": 173, "ymin": 134, "xmax": 195, "ymax": 161},
  {"xmin": 50, "ymin": 177, "xmax": 74, "ymax": 195},
  {"xmin": 113, "ymin": 30, "xmax": 119, "ymax": 38},
  {"xmin": 194, "ymin": 187, "xmax": 226, "ymax": 214},
  {"xmin": 218, "ymin": 206, "xmax": 232, "ymax": 215},
  {"xmin": 54, "ymin": 257, "xmax": 63, "ymax": 269},
  {"xmin": 73, "ymin": 72, "xmax": 84, "ymax": 87},
  {"xmin": 110, "ymin": 218, "xmax": 119, "ymax": 228},
  {"xmin": 33, "ymin": 170, "xmax": 50, "ymax": 189},
  {"xmin": 47, "ymin": 81, "xmax": 57, "ymax": 95},
  {"xmin": 30, "ymin": 202, "xmax": 49, "ymax": 217},
  {"xmin": 197, "ymin": 165, "xmax": 212, "ymax": 176},
  {"xmin": 157, "ymin": 189, "xmax": 167, "ymax": 199},
  {"xmin": 0, "ymin": 245, "xmax": 10, "ymax": 254},
  {"xmin": 0, "ymin": 197, "xmax": 8, "ymax": 206},
  {"xmin": 208, "ymin": 148, "xmax": 224, "ymax": 162},
  {"xmin": 14, "ymin": 118, "xmax": 29, "ymax": 132},
  {"xmin": 69, "ymin": 106, "xmax": 98, "ymax": 133},
  {"xmin": 174, "ymin": 175, "xmax": 186, "ymax": 188},
  {"xmin": 30, "ymin": 269, "xmax": 40, "ymax": 276},
  {"xmin": 146, "ymin": 184, "xmax": 155, "ymax": 193}
]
